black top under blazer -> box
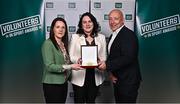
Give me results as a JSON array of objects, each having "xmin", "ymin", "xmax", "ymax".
[{"xmin": 106, "ymin": 26, "xmax": 142, "ymax": 85}]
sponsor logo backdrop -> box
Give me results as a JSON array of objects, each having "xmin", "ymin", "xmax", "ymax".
[
  {"xmin": 0, "ymin": 0, "xmax": 45, "ymax": 102},
  {"xmin": 136, "ymin": 0, "xmax": 180, "ymax": 102}
]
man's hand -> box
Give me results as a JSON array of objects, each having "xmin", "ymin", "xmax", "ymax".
[
  {"xmin": 109, "ymin": 72, "xmax": 118, "ymax": 83},
  {"xmin": 98, "ymin": 61, "xmax": 106, "ymax": 71}
]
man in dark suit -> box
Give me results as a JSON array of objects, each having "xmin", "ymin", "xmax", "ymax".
[{"xmin": 106, "ymin": 9, "xmax": 142, "ymax": 103}]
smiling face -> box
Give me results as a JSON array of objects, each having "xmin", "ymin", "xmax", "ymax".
[
  {"xmin": 53, "ymin": 21, "xmax": 66, "ymax": 40},
  {"xmin": 109, "ymin": 10, "xmax": 124, "ymax": 32},
  {"xmin": 82, "ymin": 16, "xmax": 94, "ymax": 35}
]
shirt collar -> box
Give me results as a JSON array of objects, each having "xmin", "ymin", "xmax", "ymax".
[{"xmin": 113, "ymin": 25, "xmax": 125, "ymax": 35}]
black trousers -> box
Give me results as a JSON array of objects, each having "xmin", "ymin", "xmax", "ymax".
[
  {"xmin": 113, "ymin": 82, "xmax": 140, "ymax": 103},
  {"xmin": 43, "ymin": 83, "xmax": 68, "ymax": 103},
  {"xmin": 72, "ymin": 84, "xmax": 99, "ymax": 103},
  {"xmin": 72, "ymin": 68, "xmax": 99, "ymax": 103}
]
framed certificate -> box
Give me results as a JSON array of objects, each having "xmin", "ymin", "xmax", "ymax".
[{"xmin": 81, "ymin": 45, "xmax": 98, "ymax": 68}]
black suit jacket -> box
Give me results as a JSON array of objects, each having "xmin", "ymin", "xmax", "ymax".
[{"xmin": 106, "ymin": 26, "xmax": 142, "ymax": 84}]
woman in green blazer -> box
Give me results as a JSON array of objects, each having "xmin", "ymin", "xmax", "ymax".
[{"xmin": 41, "ymin": 17, "xmax": 81, "ymax": 103}]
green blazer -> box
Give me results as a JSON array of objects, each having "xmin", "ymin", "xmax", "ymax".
[{"xmin": 41, "ymin": 39, "xmax": 70, "ymax": 84}]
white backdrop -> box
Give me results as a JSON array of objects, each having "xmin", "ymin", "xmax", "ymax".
[
  {"xmin": 91, "ymin": 0, "xmax": 135, "ymax": 37},
  {"xmin": 44, "ymin": 0, "xmax": 135, "ymax": 103},
  {"xmin": 45, "ymin": 0, "xmax": 89, "ymax": 39}
]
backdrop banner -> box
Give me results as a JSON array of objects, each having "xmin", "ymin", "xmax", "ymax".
[
  {"xmin": 2, "ymin": 0, "xmax": 180, "ymax": 103},
  {"xmin": 136, "ymin": 0, "xmax": 180, "ymax": 102},
  {"xmin": 0, "ymin": 0, "xmax": 45, "ymax": 102}
]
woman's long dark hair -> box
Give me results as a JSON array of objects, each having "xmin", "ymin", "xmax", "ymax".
[
  {"xmin": 76, "ymin": 12, "xmax": 99, "ymax": 37},
  {"xmin": 49, "ymin": 17, "xmax": 69, "ymax": 51}
]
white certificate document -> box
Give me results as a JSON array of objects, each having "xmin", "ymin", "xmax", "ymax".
[{"xmin": 81, "ymin": 45, "xmax": 98, "ymax": 66}]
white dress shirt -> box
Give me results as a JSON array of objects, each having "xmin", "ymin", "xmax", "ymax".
[{"xmin": 108, "ymin": 25, "xmax": 124, "ymax": 54}]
